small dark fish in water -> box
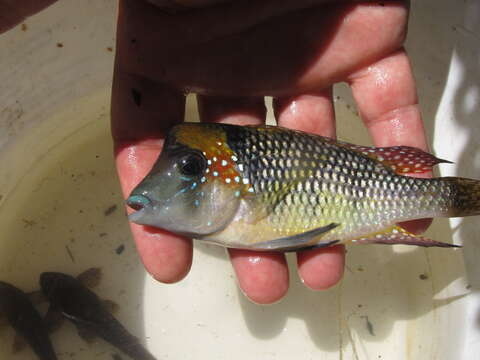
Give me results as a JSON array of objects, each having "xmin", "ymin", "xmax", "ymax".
[
  {"xmin": 0, "ymin": 281, "xmax": 57, "ymax": 360},
  {"xmin": 40, "ymin": 272, "xmax": 156, "ymax": 360},
  {"xmin": 127, "ymin": 123, "xmax": 480, "ymax": 251}
]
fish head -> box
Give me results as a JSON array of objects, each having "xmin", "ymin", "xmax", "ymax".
[
  {"xmin": 40, "ymin": 272, "xmax": 75, "ymax": 300},
  {"xmin": 127, "ymin": 123, "xmax": 248, "ymax": 237}
]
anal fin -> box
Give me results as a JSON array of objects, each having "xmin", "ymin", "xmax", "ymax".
[
  {"xmin": 353, "ymin": 226, "xmax": 460, "ymax": 248},
  {"xmin": 252, "ymin": 223, "xmax": 339, "ymax": 251},
  {"xmin": 283, "ymin": 240, "xmax": 340, "ymax": 253}
]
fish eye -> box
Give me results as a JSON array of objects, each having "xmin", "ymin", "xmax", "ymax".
[{"xmin": 179, "ymin": 152, "xmax": 207, "ymax": 177}]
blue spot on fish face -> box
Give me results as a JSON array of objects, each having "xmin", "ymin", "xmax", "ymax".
[
  {"xmin": 190, "ymin": 182, "xmax": 198, "ymax": 190},
  {"xmin": 194, "ymin": 199, "xmax": 200, "ymax": 207},
  {"xmin": 177, "ymin": 186, "xmax": 189, "ymax": 195}
]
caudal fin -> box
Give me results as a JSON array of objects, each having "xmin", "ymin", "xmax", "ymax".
[{"xmin": 444, "ymin": 177, "xmax": 480, "ymax": 217}]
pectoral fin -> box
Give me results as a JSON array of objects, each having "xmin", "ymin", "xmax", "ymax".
[
  {"xmin": 102, "ymin": 299, "xmax": 119, "ymax": 314},
  {"xmin": 353, "ymin": 226, "xmax": 460, "ymax": 248},
  {"xmin": 26, "ymin": 290, "xmax": 46, "ymax": 306},
  {"xmin": 44, "ymin": 305, "xmax": 65, "ymax": 333},
  {"xmin": 76, "ymin": 267, "xmax": 102, "ymax": 289},
  {"xmin": 251, "ymin": 223, "xmax": 339, "ymax": 251}
]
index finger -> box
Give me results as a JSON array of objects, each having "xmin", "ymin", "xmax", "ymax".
[{"xmin": 348, "ymin": 49, "xmax": 432, "ymax": 234}]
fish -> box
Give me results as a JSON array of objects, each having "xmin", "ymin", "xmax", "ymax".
[
  {"xmin": 127, "ymin": 122, "xmax": 480, "ymax": 251},
  {"xmin": 0, "ymin": 281, "xmax": 57, "ymax": 360},
  {"xmin": 40, "ymin": 272, "xmax": 156, "ymax": 360}
]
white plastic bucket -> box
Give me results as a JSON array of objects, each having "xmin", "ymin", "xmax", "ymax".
[{"xmin": 0, "ymin": 1, "xmax": 478, "ymax": 359}]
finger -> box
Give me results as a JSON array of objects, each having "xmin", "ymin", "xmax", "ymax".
[
  {"xmin": 120, "ymin": 1, "xmax": 408, "ymax": 97},
  {"xmin": 112, "ymin": 67, "xmax": 193, "ymax": 282},
  {"xmin": 274, "ymin": 90, "xmax": 346, "ymax": 290},
  {"xmin": 273, "ymin": 91, "xmax": 336, "ymax": 137},
  {"xmin": 229, "ymin": 250, "xmax": 289, "ymax": 304},
  {"xmin": 197, "ymin": 94, "xmax": 289, "ymax": 304},
  {"xmin": 349, "ymin": 49, "xmax": 432, "ymax": 234},
  {"xmin": 197, "ymin": 95, "xmax": 266, "ymax": 125}
]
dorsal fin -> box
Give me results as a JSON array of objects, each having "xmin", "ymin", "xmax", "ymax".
[{"xmin": 337, "ymin": 142, "xmax": 452, "ymax": 175}]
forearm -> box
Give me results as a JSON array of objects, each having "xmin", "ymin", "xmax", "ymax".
[{"xmin": 0, "ymin": 0, "xmax": 58, "ymax": 33}]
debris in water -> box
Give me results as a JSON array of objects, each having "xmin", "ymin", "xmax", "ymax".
[
  {"xmin": 419, "ymin": 273, "xmax": 429, "ymax": 280},
  {"xmin": 115, "ymin": 245, "xmax": 125, "ymax": 255},
  {"xmin": 22, "ymin": 219, "xmax": 36, "ymax": 228},
  {"xmin": 65, "ymin": 245, "xmax": 75, "ymax": 263},
  {"xmin": 104, "ymin": 204, "xmax": 118, "ymax": 216}
]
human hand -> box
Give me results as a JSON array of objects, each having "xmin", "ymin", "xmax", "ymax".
[{"xmin": 112, "ymin": 0, "xmax": 431, "ymax": 304}]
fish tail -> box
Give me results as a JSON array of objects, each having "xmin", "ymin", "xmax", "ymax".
[{"xmin": 443, "ymin": 177, "xmax": 480, "ymax": 217}]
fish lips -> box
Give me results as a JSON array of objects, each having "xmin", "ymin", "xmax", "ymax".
[
  {"xmin": 128, "ymin": 205, "xmax": 160, "ymax": 227},
  {"xmin": 127, "ymin": 202, "xmax": 180, "ymax": 231}
]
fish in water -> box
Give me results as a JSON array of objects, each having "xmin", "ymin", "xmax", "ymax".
[
  {"xmin": 127, "ymin": 123, "xmax": 480, "ymax": 252},
  {"xmin": 40, "ymin": 272, "xmax": 156, "ymax": 360},
  {"xmin": 0, "ymin": 281, "xmax": 57, "ymax": 360}
]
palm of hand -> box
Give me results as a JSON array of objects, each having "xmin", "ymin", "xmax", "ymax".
[{"xmin": 112, "ymin": 0, "xmax": 429, "ymax": 304}]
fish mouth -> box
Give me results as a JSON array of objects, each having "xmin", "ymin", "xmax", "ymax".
[
  {"xmin": 126, "ymin": 195, "xmax": 173, "ymax": 228},
  {"xmin": 126, "ymin": 194, "xmax": 155, "ymax": 225},
  {"xmin": 126, "ymin": 194, "xmax": 151, "ymax": 211},
  {"xmin": 128, "ymin": 208, "xmax": 148, "ymax": 224}
]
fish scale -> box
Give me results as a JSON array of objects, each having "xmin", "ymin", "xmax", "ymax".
[
  {"xmin": 127, "ymin": 123, "xmax": 480, "ymax": 250},
  {"xmin": 225, "ymin": 126, "xmax": 448, "ymax": 241}
]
